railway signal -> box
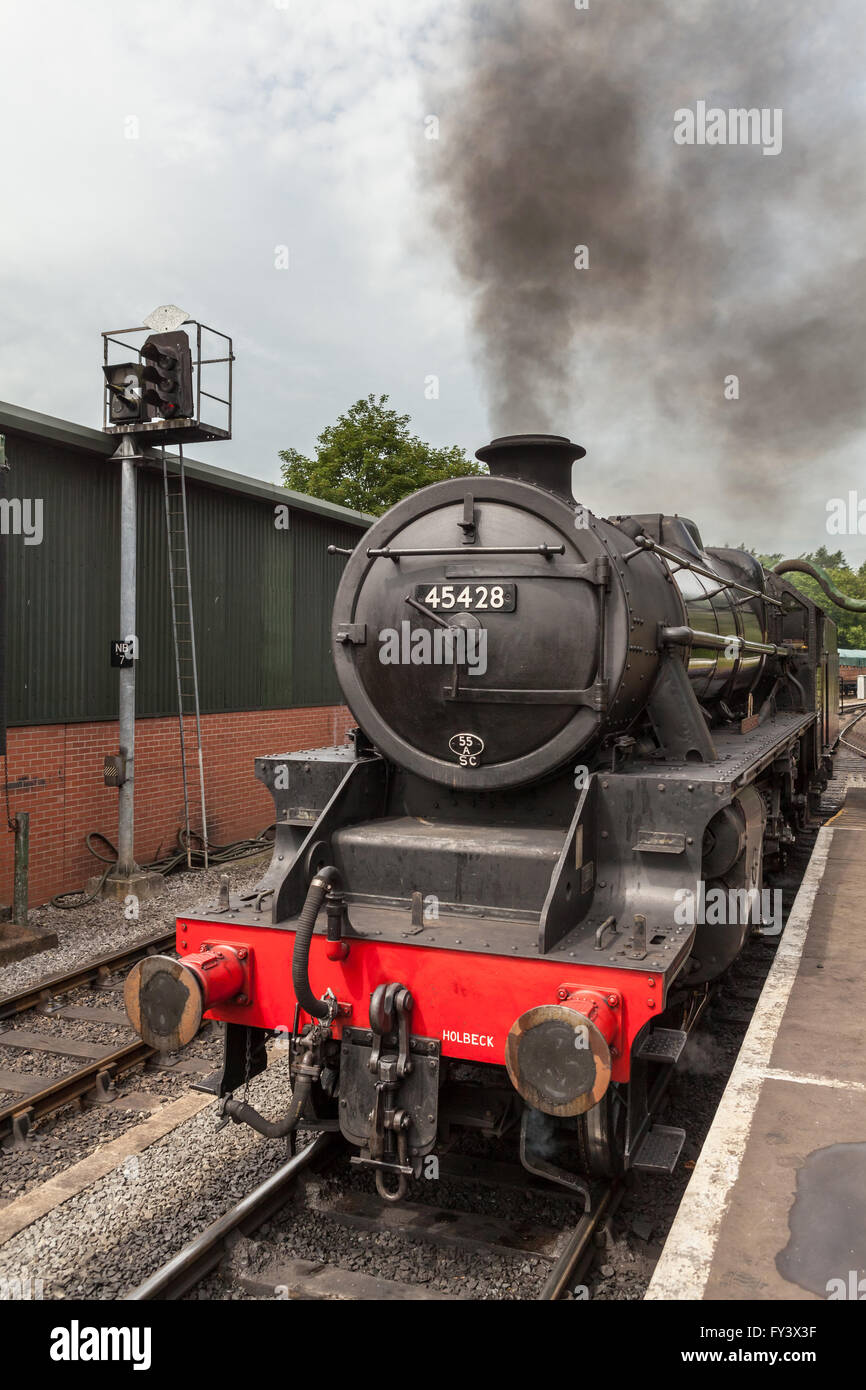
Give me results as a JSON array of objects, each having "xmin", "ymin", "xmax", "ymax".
[
  {"xmin": 102, "ymin": 363, "xmax": 143, "ymax": 424},
  {"xmin": 101, "ymin": 310, "xmax": 232, "ymax": 443},
  {"xmin": 99, "ymin": 309, "xmax": 233, "ymax": 903},
  {"xmin": 141, "ymin": 329, "xmax": 194, "ymax": 421}
]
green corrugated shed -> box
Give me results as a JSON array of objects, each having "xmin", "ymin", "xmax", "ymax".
[
  {"xmin": 292, "ymin": 510, "xmax": 362, "ymax": 705},
  {"xmin": 0, "ymin": 404, "xmax": 370, "ymax": 724}
]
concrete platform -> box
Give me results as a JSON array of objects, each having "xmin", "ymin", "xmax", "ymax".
[{"xmin": 646, "ymin": 787, "xmax": 866, "ymax": 1302}]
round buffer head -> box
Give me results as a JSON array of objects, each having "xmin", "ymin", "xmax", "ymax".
[
  {"xmin": 124, "ymin": 955, "xmax": 203, "ymax": 1051},
  {"xmin": 505, "ymin": 1004, "xmax": 612, "ymax": 1117}
]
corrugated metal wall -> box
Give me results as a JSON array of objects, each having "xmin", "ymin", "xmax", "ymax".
[
  {"xmin": 4, "ymin": 433, "xmax": 365, "ymax": 724},
  {"xmin": 291, "ymin": 512, "xmax": 362, "ymax": 706},
  {"xmin": 7, "ymin": 435, "xmax": 120, "ymax": 722}
]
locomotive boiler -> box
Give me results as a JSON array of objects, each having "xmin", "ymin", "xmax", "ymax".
[{"xmin": 125, "ymin": 433, "xmax": 843, "ymax": 1201}]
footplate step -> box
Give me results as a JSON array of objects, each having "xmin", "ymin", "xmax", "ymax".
[
  {"xmin": 631, "ymin": 1124, "xmax": 686, "ymax": 1174},
  {"xmin": 634, "ymin": 1028, "xmax": 688, "ymax": 1065}
]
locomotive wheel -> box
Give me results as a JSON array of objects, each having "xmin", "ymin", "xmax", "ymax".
[
  {"xmin": 521, "ymin": 1087, "xmax": 627, "ymax": 1180},
  {"xmin": 574, "ymin": 1086, "xmax": 626, "ymax": 1179}
]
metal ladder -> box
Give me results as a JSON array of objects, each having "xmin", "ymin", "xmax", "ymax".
[{"xmin": 162, "ymin": 446, "xmax": 209, "ymax": 868}]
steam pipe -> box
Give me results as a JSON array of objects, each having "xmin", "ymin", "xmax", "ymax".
[
  {"xmin": 660, "ymin": 625, "xmax": 788, "ymax": 658},
  {"xmin": 785, "ymin": 670, "xmax": 808, "ymax": 706},
  {"xmin": 292, "ymin": 866, "xmax": 342, "ymax": 1020},
  {"xmin": 222, "ymin": 1054, "xmax": 315, "ymax": 1137},
  {"xmin": 772, "ymin": 559, "xmax": 866, "ymax": 612}
]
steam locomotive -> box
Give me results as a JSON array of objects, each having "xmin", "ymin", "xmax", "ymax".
[{"xmin": 126, "ymin": 433, "xmax": 842, "ymax": 1203}]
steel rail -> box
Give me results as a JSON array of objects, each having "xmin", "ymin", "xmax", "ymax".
[
  {"xmin": 0, "ymin": 1038, "xmax": 157, "ymax": 1144},
  {"xmin": 0, "ymin": 930, "xmax": 175, "ymax": 1020},
  {"xmin": 126, "ymin": 1126, "xmax": 609, "ymax": 1303},
  {"xmin": 839, "ymin": 703, "xmax": 866, "ymax": 759},
  {"xmin": 839, "ymin": 703, "xmax": 866, "ymax": 737},
  {"xmin": 126, "ymin": 1131, "xmax": 336, "ymax": 1300},
  {"xmin": 538, "ymin": 1180, "xmax": 620, "ymax": 1300}
]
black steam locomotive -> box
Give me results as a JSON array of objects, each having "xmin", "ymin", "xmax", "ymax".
[{"xmin": 126, "ymin": 433, "xmax": 844, "ymax": 1202}]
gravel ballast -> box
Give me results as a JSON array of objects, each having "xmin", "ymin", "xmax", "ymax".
[
  {"xmin": 0, "ymin": 765, "xmax": 859, "ymax": 1300},
  {"xmin": 0, "ymin": 1053, "xmax": 298, "ymax": 1300},
  {"xmin": 0, "ymin": 858, "xmax": 267, "ymax": 1205},
  {"xmin": 0, "ymin": 856, "xmax": 269, "ymax": 1000}
]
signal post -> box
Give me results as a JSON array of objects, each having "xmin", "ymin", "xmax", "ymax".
[{"xmin": 97, "ymin": 307, "xmax": 233, "ymax": 902}]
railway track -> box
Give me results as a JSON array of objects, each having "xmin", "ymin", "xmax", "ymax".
[
  {"xmin": 838, "ymin": 702, "xmax": 866, "ymax": 759},
  {"xmin": 3, "ymin": 725, "xmax": 861, "ymax": 1295},
  {"xmin": 0, "ymin": 931, "xmax": 175, "ymax": 1020},
  {"xmin": 126, "ymin": 1132, "xmax": 618, "ymax": 1301},
  {"xmin": 0, "ymin": 929, "xmax": 177, "ymax": 1146}
]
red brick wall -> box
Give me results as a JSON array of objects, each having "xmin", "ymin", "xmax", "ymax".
[{"xmin": 0, "ymin": 705, "xmax": 356, "ymax": 907}]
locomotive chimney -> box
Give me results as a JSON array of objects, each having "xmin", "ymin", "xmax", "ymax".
[{"xmin": 475, "ymin": 433, "xmax": 586, "ymax": 502}]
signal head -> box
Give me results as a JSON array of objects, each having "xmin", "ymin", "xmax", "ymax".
[
  {"xmin": 140, "ymin": 329, "xmax": 194, "ymax": 422},
  {"xmin": 102, "ymin": 362, "xmax": 143, "ymax": 424}
]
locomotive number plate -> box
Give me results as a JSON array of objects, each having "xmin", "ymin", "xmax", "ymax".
[{"xmin": 414, "ymin": 582, "xmax": 516, "ymax": 612}]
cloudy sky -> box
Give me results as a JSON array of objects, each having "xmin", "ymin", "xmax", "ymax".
[{"xmin": 1, "ymin": 0, "xmax": 863, "ymax": 563}]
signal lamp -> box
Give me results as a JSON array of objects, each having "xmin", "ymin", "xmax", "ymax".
[
  {"xmin": 102, "ymin": 362, "xmax": 143, "ymax": 423},
  {"xmin": 140, "ymin": 329, "xmax": 194, "ymax": 421}
]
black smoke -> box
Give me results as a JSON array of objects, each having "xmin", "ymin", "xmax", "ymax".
[{"xmin": 422, "ymin": 1, "xmax": 865, "ymax": 502}]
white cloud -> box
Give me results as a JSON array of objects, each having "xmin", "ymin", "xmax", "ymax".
[{"xmin": 0, "ymin": 0, "xmax": 862, "ymax": 565}]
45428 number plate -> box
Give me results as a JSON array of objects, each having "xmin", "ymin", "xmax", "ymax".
[{"xmin": 414, "ymin": 582, "xmax": 516, "ymax": 612}]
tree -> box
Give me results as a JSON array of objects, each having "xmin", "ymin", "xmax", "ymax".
[{"xmin": 279, "ymin": 394, "xmax": 486, "ymax": 515}]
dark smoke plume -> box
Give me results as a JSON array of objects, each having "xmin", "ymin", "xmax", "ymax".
[{"xmin": 422, "ymin": 1, "xmax": 866, "ymax": 499}]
